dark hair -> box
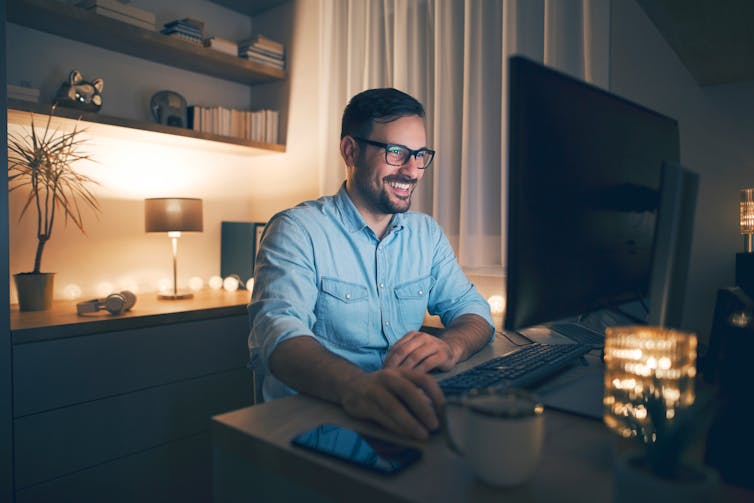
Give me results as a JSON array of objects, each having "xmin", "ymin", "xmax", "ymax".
[{"xmin": 340, "ymin": 88, "xmax": 425, "ymax": 139}]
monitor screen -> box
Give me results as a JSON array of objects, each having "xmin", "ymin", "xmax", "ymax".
[{"xmin": 505, "ymin": 56, "xmax": 680, "ymax": 331}]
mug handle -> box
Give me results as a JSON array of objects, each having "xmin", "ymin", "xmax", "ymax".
[{"xmin": 443, "ymin": 395, "xmax": 465, "ymax": 455}]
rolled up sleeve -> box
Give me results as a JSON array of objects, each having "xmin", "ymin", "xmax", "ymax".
[
  {"xmin": 248, "ymin": 213, "xmax": 319, "ymax": 369},
  {"xmin": 427, "ymin": 225, "xmax": 495, "ymax": 341}
]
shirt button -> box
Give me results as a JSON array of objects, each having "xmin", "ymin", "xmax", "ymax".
[
  {"xmin": 384, "ymin": 321, "xmax": 390, "ymax": 326},
  {"xmin": 418, "ymin": 290, "xmax": 423, "ymax": 296},
  {"xmin": 345, "ymin": 293, "xmax": 351, "ymax": 300},
  {"xmin": 379, "ymin": 283, "xmax": 385, "ymax": 289}
]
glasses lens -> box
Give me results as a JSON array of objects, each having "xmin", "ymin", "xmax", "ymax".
[
  {"xmin": 384, "ymin": 144, "xmax": 409, "ymax": 166},
  {"xmin": 417, "ymin": 150, "xmax": 434, "ymax": 168}
]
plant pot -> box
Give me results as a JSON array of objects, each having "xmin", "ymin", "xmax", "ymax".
[
  {"xmin": 14, "ymin": 272, "xmax": 55, "ymax": 311},
  {"xmin": 613, "ymin": 450, "xmax": 720, "ymax": 503}
]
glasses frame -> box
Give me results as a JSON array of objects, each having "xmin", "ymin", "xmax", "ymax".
[{"xmin": 353, "ymin": 136, "xmax": 435, "ymax": 169}]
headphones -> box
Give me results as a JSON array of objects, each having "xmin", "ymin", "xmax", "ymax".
[{"xmin": 76, "ymin": 290, "xmax": 137, "ymax": 316}]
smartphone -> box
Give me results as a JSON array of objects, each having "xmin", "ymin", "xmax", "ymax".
[{"xmin": 290, "ymin": 423, "xmax": 422, "ymax": 475}]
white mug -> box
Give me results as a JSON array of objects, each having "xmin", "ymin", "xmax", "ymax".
[{"xmin": 445, "ymin": 388, "xmax": 545, "ymax": 487}]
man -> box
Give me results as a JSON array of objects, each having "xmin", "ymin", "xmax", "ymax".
[{"xmin": 249, "ymin": 88, "xmax": 493, "ymax": 440}]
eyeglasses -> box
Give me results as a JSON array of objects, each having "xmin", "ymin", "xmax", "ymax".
[{"xmin": 353, "ymin": 137, "xmax": 436, "ymax": 169}]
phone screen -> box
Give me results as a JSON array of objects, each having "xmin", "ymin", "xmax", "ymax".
[{"xmin": 290, "ymin": 423, "xmax": 422, "ymax": 475}]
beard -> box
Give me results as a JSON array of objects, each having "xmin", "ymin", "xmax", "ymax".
[{"xmin": 354, "ymin": 166, "xmax": 415, "ymax": 214}]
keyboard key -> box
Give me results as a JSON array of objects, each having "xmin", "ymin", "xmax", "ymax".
[{"xmin": 439, "ymin": 343, "xmax": 591, "ymax": 395}]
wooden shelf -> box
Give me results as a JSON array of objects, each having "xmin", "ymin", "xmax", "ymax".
[
  {"xmin": 8, "ymin": 99, "xmax": 286, "ymax": 153},
  {"xmin": 7, "ymin": 0, "xmax": 286, "ymax": 85}
]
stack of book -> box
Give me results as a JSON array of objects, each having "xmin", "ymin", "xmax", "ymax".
[
  {"xmin": 8, "ymin": 84, "xmax": 40, "ymax": 103},
  {"xmin": 187, "ymin": 105, "xmax": 280, "ymax": 144},
  {"xmin": 161, "ymin": 18, "xmax": 204, "ymax": 46},
  {"xmin": 238, "ymin": 35, "xmax": 285, "ymax": 70},
  {"xmin": 77, "ymin": 0, "xmax": 156, "ymax": 31},
  {"xmin": 204, "ymin": 36, "xmax": 238, "ymax": 57}
]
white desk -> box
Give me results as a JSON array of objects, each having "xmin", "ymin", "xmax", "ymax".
[
  {"xmin": 212, "ymin": 336, "xmax": 619, "ymax": 502},
  {"xmin": 211, "ymin": 332, "xmax": 754, "ymax": 502}
]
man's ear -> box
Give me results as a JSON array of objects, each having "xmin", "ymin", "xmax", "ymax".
[{"xmin": 340, "ymin": 135, "xmax": 358, "ymax": 167}]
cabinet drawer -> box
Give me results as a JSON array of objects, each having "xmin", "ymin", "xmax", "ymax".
[
  {"xmin": 14, "ymin": 315, "xmax": 249, "ymax": 416},
  {"xmin": 15, "ymin": 367, "xmax": 250, "ymax": 489},
  {"xmin": 15, "ymin": 432, "xmax": 212, "ymax": 503}
]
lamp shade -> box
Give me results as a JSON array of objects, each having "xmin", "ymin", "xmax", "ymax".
[{"xmin": 145, "ymin": 198, "xmax": 203, "ymax": 233}]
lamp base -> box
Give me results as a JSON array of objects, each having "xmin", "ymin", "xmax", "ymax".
[
  {"xmin": 735, "ymin": 252, "xmax": 754, "ymax": 298},
  {"xmin": 157, "ymin": 291, "xmax": 194, "ymax": 300}
]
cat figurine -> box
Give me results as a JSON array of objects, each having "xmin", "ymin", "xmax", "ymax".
[{"xmin": 54, "ymin": 70, "xmax": 104, "ymax": 112}]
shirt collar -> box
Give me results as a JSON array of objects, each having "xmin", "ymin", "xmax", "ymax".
[{"xmin": 334, "ymin": 182, "xmax": 406, "ymax": 234}]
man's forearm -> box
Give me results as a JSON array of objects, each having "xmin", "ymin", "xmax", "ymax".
[
  {"xmin": 439, "ymin": 313, "xmax": 493, "ymax": 363},
  {"xmin": 268, "ymin": 336, "xmax": 366, "ymax": 404}
]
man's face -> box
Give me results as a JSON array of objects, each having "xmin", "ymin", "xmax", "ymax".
[{"xmin": 350, "ymin": 115, "xmax": 427, "ymax": 216}]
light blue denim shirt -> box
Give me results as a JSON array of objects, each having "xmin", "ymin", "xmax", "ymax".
[{"xmin": 248, "ymin": 184, "xmax": 494, "ymax": 400}]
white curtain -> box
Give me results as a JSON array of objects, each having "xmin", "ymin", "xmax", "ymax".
[{"xmin": 318, "ymin": 0, "xmax": 610, "ymax": 270}]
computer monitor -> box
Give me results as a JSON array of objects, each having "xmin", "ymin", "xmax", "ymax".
[{"xmin": 505, "ymin": 56, "xmax": 688, "ymax": 332}]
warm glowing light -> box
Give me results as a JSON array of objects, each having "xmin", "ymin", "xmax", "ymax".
[
  {"xmin": 603, "ymin": 326, "xmax": 697, "ymax": 441},
  {"xmin": 157, "ymin": 278, "xmax": 172, "ymax": 293},
  {"xmin": 188, "ymin": 276, "xmax": 204, "ymax": 291},
  {"xmin": 487, "ymin": 294, "xmax": 506, "ymax": 314},
  {"xmin": 223, "ymin": 276, "xmax": 240, "ymax": 292},
  {"xmin": 63, "ymin": 283, "xmax": 82, "ymax": 300},
  {"xmin": 246, "ymin": 277, "xmax": 255, "ymax": 292},
  {"xmin": 96, "ymin": 282, "xmax": 114, "ymax": 298},
  {"xmin": 740, "ymin": 188, "xmax": 754, "ymax": 234},
  {"xmin": 208, "ymin": 275, "xmax": 223, "ymax": 290}
]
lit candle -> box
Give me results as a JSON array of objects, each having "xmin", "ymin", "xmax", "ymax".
[{"xmin": 603, "ymin": 326, "xmax": 697, "ymax": 440}]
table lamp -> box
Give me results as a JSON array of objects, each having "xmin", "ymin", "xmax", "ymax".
[
  {"xmin": 145, "ymin": 198, "xmax": 203, "ymax": 300},
  {"xmin": 603, "ymin": 326, "xmax": 697, "ymax": 441}
]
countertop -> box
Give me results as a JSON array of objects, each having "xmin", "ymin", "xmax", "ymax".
[{"xmin": 10, "ymin": 289, "xmax": 251, "ymax": 344}]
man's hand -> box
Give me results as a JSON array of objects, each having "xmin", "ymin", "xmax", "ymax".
[
  {"xmin": 383, "ymin": 330, "xmax": 461, "ymax": 373},
  {"xmin": 340, "ymin": 368, "xmax": 445, "ymax": 440}
]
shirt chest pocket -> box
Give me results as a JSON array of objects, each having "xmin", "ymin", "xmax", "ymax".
[
  {"xmin": 394, "ymin": 276, "xmax": 434, "ymax": 329},
  {"xmin": 318, "ymin": 277, "xmax": 374, "ymax": 348}
]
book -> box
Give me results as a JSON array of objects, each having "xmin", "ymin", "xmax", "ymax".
[
  {"xmin": 239, "ymin": 44, "xmax": 284, "ymax": 59},
  {"xmin": 242, "ymin": 53, "xmax": 285, "ymax": 70},
  {"xmin": 161, "ymin": 26, "xmax": 202, "ymax": 38},
  {"xmin": 76, "ymin": 0, "xmax": 155, "ymax": 24},
  {"xmin": 164, "ymin": 17, "xmax": 204, "ymax": 32},
  {"xmin": 164, "ymin": 32, "xmax": 203, "ymax": 46},
  {"xmin": 8, "ymin": 84, "xmax": 40, "ymax": 103},
  {"xmin": 204, "ymin": 36, "xmax": 238, "ymax": 56},
  {"xmin": 238, "ymin": 34, "xmax": 284, "ymax": 54},
  {"xmin": 87, "ymin": 6, "xmax": 155, "ymax": 31}
]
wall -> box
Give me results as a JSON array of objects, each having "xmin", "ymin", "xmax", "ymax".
[
  {"xmin": 610, "ymin": 0, "xmax": 754, "ymax": 339},
  {"xmin": 1, "ymin": 4, "xmax": 14, "ymax": 499},
  {"xmin": 7, "ymin": 0, "xmax": 321, "ymax": 302}
]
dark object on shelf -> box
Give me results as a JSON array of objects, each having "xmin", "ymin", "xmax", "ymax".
[
  {"xmin": 221, "ymin": 221, "xmax": 266, "ymax": 284},
  {"xmin": 150, "ymin": 90, "xmax": 187, "ymax": 128},
  {"xmin": 735, "ymin": 252, "xmax": 754, "ymax": 298},
  {"xmin": 54, "ymin": 69, "xmax": 104, "ymax": 112},
  {"xmin": 703, "ymin": 286, "xmax": 754, "ymax": 490}
]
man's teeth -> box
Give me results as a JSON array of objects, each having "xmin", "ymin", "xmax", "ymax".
[{"xmin": 389, "ymin": 181, "xmax": 411, "ymax": 190}]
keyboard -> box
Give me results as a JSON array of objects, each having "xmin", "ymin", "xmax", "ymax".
[
  {"xmin": 550, "ymin": 323, "xmax": 605, "ymax": 347},
  {"xmin": 439, "ymin": 342, "xmax": 592, "ymax": 395}
]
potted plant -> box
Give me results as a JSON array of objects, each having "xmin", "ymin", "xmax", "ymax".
[
  {"xmin": 8, "ymin": 106, "xmax": 99, "ymax": 311},
  {"xmin": 612, "ymin": 381, "xmax": 720, "ymax": 503}
]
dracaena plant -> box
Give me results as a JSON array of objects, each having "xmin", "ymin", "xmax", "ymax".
[{"xmin": 8, "ymin": 106, "xmax": 100, "ymax": 273}]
